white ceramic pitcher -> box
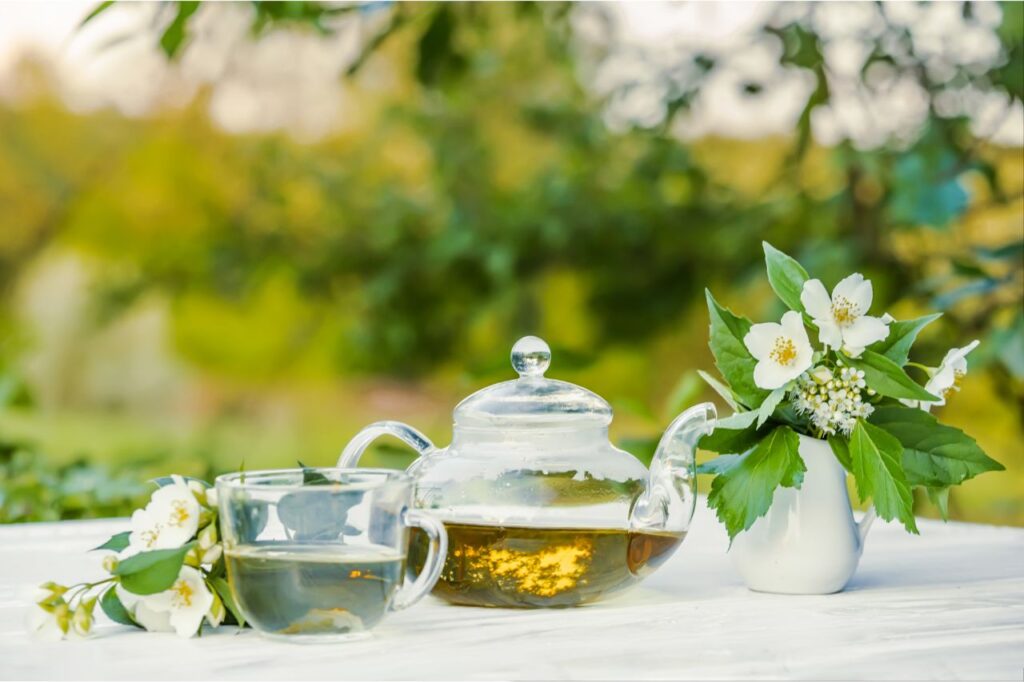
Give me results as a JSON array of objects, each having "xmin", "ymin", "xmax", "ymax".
[{"xmin": 729, "ymin": 433, "xmax": 876, "ymax": 594}]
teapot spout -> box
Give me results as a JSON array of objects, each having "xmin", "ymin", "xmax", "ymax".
[{"xmin": 629, "ymin": 402, "xmax": 716, "ymax": 533}]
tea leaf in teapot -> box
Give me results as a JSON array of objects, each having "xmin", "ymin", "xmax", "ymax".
[{"xmin": 706, "ymin": 425, "xmax": 805, "ymax": 541}]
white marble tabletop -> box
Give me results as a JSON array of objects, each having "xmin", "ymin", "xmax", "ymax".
[{"xmin": 1, "ymin": 504, "xmax": 1022, "ymax": 681}]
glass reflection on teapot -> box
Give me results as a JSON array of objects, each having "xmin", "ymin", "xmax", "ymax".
[{"xmin": 338, "ymin": 336, "xmax": 715, "ymax": 608}]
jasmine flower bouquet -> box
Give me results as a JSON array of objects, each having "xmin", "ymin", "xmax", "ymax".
[
  {"xmin": 30, "ymin": 476, "xmax": 241, "ymax": 640},
  {"xmin": 698, "ymin": 243, "xmax": 1003, "ymax": 540}
]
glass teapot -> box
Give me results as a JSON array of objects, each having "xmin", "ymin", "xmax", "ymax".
[{"xmin": 338, "ymin": 336, "xmax": 715, "ymax": 608}]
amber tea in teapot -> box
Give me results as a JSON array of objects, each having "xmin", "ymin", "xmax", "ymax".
[
  {"xmin": 339, "ymin": 336, "xmax": 715, "ymax": 608},
  {"xmin": 409, "ymin": 523, "xmax": 684, "ymax": 607}
]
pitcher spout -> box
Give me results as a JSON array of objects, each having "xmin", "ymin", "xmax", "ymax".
[
  {"xmin": 857, "ymin": 505, "xmax": 877, "ymax": 548},
  {"xmin": 629, "ymin": 402, "xmax": 716, "ymax": 533}
]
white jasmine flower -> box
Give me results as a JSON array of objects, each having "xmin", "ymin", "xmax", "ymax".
[
  {"xmin": 801, "ymin": 274, "xmax": 890, "ymax": 357},
  {"xmin": 128, "ymin": 481, "xmax": 201, "ymax": 552},
  {"xmin": 744, "ymin": 311, "xmax": 814, "ymax": 389},
  {"xmin": 138, "ymin": 566, "xmax": 214, "ymax": 638},
  {"xmin": 116, "ymin": 585, "xmax": 174, "ymax": 633},
  {"xmin": 903, "ymin": 340, "xmax": 980, "ymax": 409},
  {"xmin": 926, "ymin": 341, "xmax": 979, "ymax": 404}
]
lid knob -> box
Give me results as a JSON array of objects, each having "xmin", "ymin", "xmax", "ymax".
[{"xmin": 511, "ymin": 336, "xmax": 551, "ymax": 378}]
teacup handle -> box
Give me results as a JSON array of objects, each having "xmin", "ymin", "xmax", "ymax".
[
  {"xmin": 391, "ymin": 509, "xmax": 448, "ymax": 611},
  {"xmin": 337, "ymin": 421, "xmax": 434, "ymax": 468}
]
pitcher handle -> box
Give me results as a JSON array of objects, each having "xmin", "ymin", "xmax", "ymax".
[
  {"xmin": 337, "ymin": 421, "xmax": 434, "ymax": 468},
  {"xmin": 391, "ymin": 509, "xmax": 447, "ymax": 611}
]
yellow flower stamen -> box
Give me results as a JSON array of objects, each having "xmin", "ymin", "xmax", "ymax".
[
  {"xmin": 770, "ymin": 337, "xmax": 798, "ymax": 366},
  {"xmin": 943, "ymin": 370, "xmax": 966, "ymax": 400},
  {"xmin": 141, "ymin": 527, "xmax": 161, "ymax": 548},
  {"xmin": 831, "ymin": 295, "xmax": 859, "ymax": 326},
  {"xmin": 171, "ymin": 580, "xmax": 194, "ymax": 608},
  {"xmin": 168, "ymin": 500, "xmax": 191, "ymax": 527}
]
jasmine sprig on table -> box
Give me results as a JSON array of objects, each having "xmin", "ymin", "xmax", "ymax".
[
  {"xmin": 29, "ymin": 475, "xmax": 241, "ymax": 640},
  {"xmin": 697, "ymin": 242, "xmax": 1003, "ymax": 541}
]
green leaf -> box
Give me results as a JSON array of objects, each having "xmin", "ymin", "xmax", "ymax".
[
  {"xmin": 210, "ymin": 577, "xmax": 245, "ymax": 628},
  {"xmin": 763, "ymin": 242, "xmax": 810, "ymax": 313},
  {"xmin": 827, "ymin": 435, "xmax": 852, "ymax": 472},
  {"xmin": 416, "ymin": 6, "xmax": 466, "ymax": 86},
  {"xmin": 712, "ymin": 410, "xmax": 758, "ymax": 430},
  {"xmin": 705, "ymin": 290, "xmax": 769, "ymax": 409},
  {"xmin": 92, "ymin": 531, "xmax": 131, "ymax": 552},
  {"xmin": 849, "ymin": 420, "xmax": 917, "ymax": 534},
  {"xmin": 868, "ymin": 405, "xmax": 1004, "ymax": 487},
  {"xmin": 844, "ymin": 350, "xmax": 939, "ymax": 402},
  {"xmin": 697, "ymin": 370, "xmax": 740, "ymax": 411},
  {"xmin": 696, "ymin": 454, "xmax": 744, "ymax": 476},
  {"xmin": 297, "ymin": 461, "xmax": 331, "ymax": 485},
  {"xmin": 699, "ymin": 421, "xmax": 762, "ymax": 455},
  {"xmin": 872, "ymin": 314, "xmax": 941, "ymax": 365},
  {"xmin": 159, "ymin": 1, "xmax": 200, "ymax": 59},
  {"xmin": 756, "ymin": 387, "xmax": 787, "ymax": 428},
  {"xmin": 78, "ymin": 1, "xmax": 115, "ymax": 28},
  {"xmin": 114, "ymin": 543, "xmax": 194, "ymax": 595},
  {"xmin": 706, "ymin": 425, "xmax": 805, "ymax": 540},
  {"xmin": 99, "ymin": 585, "xmax": 140, "ymax": 628},
  {"xmin": 926, "ymin": 487, "xmax": 950, "ymax": 521}
]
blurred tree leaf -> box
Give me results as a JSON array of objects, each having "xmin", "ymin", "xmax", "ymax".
[{"xmin": 159, "ymin": 1, "xmax": 200, "ymax": 59}]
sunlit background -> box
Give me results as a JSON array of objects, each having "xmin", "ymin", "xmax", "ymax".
[{"xmin": 1, "ymin": 1, "xmax": 1021, "ymax": 525}]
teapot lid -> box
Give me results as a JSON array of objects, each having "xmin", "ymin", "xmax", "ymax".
[{"xmin": 453, "ymin": 336, "xmax": 612, "ymax": 429}]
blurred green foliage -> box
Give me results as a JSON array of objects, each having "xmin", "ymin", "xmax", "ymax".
[{"xmin": 1, "ymin": 1, "xmax": 1022, "ymax": 524}]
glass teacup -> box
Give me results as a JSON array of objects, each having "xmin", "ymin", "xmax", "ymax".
[{"xmin": 216, "ymin": 468, "xmax": 447, "ymax": 642}]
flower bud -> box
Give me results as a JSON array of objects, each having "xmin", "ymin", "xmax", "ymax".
[
  {"xmin": 198, "ymin": 523, "xmax": 218, "ymax": 550},
  {"xmin": 204, "ymin": 487, "xmax": 218, "ymax": 508},
  {"xmin": 198, "ymin": 509, "xmax": 216, "ymax": 528},
  {"xmin": 35, "ymin": 583, "xmax": 68, "ymax": 608},
  {"xmin": 201, "ymin": 544, "xmax": 223, "ymax": 566},
  {"xmin": 206, "ymin": 590, "xmax": 225, "ymax": 628},
  {"xmin": 71, "ymin": 605, "xmax": 93, "ymax": 636},
  {"xmin": 102, "ymin": 556, "xmax": 119, "ymax": 573},
  {"xmin": 184, "ymin": 547, "xmax": 201, "ymax": 568},
  {"xmin": 811, "ymin": 367, "xmax": 832, "ymax": 384},
  {"xmin": 54, "ymin": 603, "xmax": 71, "ymax": 635},
  {"xmin": 39, "ymin": 582, "xmax": 68, "ymax": 598}
]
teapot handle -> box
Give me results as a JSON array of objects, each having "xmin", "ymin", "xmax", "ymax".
[{"xmin": 337, "ymin": 421, "xmax": 435, "ymax": 468}]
